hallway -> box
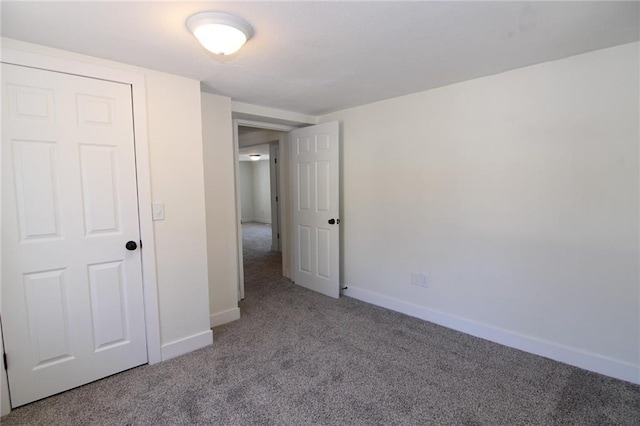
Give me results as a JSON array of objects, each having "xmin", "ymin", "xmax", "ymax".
[{"xmin": 241, "ymin": 222, "xmax": 284, "ymax": 298}]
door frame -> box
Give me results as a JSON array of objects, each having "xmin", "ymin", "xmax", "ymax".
[
  {"xmin": 0, "ymin": 48, "xmax": 162, "ymax": 369},
  {"xmin": 269, "ymin": 142, "xmax": 281, "ymax": 252},
  {"xmin": 233, "ymin": 119, "xmax": 298, "ymax": 300}
]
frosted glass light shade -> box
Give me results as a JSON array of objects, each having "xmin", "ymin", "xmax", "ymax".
[
  {"xmin": 187, "ymin": 12, "xmax": 253, "ymax": 55},
  {"xmin": 249, "ymin": 154, "xmax": 261, "ymax": 161}
]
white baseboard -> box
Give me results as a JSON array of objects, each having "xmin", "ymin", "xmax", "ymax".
[
  {"xmin": 210, "ymin": 307, "xmax": 241, "ymax": 328},
  {"xmin": 161, "ymin": 330, "xmax": 213, "ymax": 361},
  {"xmin": 242, "ymin": 218, "xmax": 271, "ymax": 224},
  {"xmin": 342, "ymin": 285, "xmax": 639, "ymax": 384}
]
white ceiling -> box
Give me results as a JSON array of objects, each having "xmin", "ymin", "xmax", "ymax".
[{"xmin": 2, "ymin": 1, "xmax": 638, "ymax": 115}]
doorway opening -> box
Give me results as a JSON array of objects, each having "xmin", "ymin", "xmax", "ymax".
[
  {"xmin": 238, "ymin": 134, "xmax": 280, "ymax": 251},
  {"xmin": 232, "ymin": 118, "xmax": 341, "ymax": 301},
  {"xmin": 234, "ymin": 123, "xmax": 291, "ymax": 300}
]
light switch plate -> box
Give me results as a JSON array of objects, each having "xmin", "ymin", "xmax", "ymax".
[
  {"xmin": 410, "ymin": 272, "xmax": 420, "ymax": 286},
  {"xmin": 152, "ymin": 202, "xmax": 165, "ymax": 221}
]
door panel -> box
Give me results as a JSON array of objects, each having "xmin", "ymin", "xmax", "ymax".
[
  {"xmin": 316, "ymin": 161, "xmax": 330, "ymax": 212},
  {"xmin": 290, "ymin": 121, "xmax": 340, "ymax": 298},
  {"xmin": 87, "ymin": 261, "xmax": 129, "ymax": 351},
  {"xmin": 7, "ymin": 84, "xmax": 55, "ymax": 122},
  {"xmin": 317, "ymin": 228, "xmax": 331, "ymax": 279},
  {"xmin": 24, "ymin": 269, "xmax": 73, "ymax": 367},
  {"xmin": 11, "ymin": 140, "xmax": 62, "ymax": 240},
  {"xmin": 298, "ymin": 225, "xmax": 312, "ymax": 273},
  {"xmin": 2, "ymin": 63, "xmax": 147, "ymax": 407},
  {"xmin": 79, "ymin": 144, "xmax": 121, "ymax": 235},
  {"xmin": 297, "ymin": 162, "xmax": 311, "ymax": 210}
]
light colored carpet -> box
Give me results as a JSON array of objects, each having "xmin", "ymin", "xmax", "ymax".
[{"xmin": 2, "ymin": 221, "xmax": 639, "ymax": 425}]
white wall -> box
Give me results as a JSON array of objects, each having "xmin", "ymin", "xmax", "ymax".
[
  {"xmin": 239, "ymin": 160, "xmax": 271, "ymax": 224},
  {"xmin": 1, "ymin": 38, "xmax": 213, "ymax": 371},
  {"xmin": 252, "ymin": 160, "xmax": 272, "ymax": 224},
  {"xmin": 144, "ymin": 71, "xmax": 212, "ymax": 351},
  {"xmin": 201, "ymin": 93, "xmax": 241, "ymax": 327},
  {"xmin": 239, "ymin": 162, "xmax": 255, "ymax": 222},
  {"xmin": 320, "ymin": 42, "xmax": 639, "ymax": 383}
]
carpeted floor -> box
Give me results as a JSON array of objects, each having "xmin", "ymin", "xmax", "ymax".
[{"xmin": 3, "ymin": 221, "xmax": 639, "ymax": 425}]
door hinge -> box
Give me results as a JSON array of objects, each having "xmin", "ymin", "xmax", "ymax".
[
  {"xmin": 140, "ymin": 240, "xmax": 143, "ymax": 249},
  {"xmin": 277, "ymin": 233, "xmax": 280, "ymax": 239},
  {"xmin": 274, "ymin": 158, "xmax": 277, "ymax": 164},
  {"xmin": 276, "ymin": 196, "xmax": 278, "ymax": 202},
  {"xmin": 3, "ymin": 352, "xmax": 7, "ymax": 370}
]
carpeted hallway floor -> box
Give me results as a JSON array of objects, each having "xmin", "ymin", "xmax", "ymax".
[{"xmin": 2, "ymin": 221, "xmax": 639, "ymax": 425}]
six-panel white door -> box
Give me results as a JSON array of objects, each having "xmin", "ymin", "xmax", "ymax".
[
  {"xmin": 290, "ymin": 122, "xmax": 340, "ymax": 298},
  {"xmin": 1, "ymin": 64, "xmax": 148, "ymax": 407}
]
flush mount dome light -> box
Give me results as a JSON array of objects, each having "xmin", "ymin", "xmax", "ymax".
[
  {"xmin": 187, "ymin": 12, "xmax": 253, "ymax": 55},
  {"xmin": 249, "ymin": 154, "xmax": 261, "ymax": 161}
]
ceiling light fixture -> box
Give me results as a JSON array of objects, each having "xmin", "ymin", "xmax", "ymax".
[
  {"xmin": 187, "ymin": 12, "xmax": 253, "ymax": 56},
  {"xmin": 249, "ymin": 154, "xmax": 261, "ymax": 161}
]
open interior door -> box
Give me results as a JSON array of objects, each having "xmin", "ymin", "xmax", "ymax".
[{"xmin": 290, "ymin": 121, "xmax": 340, "ymax": 298}]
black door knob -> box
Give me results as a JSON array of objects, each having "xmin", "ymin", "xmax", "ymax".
[
  {"xmin": 328, "ymin": 219, "xmax": 336, "ymax": 225},
  {"xmin": 126, "ymin": 241, "xmax": 138, "ymax": 251}
]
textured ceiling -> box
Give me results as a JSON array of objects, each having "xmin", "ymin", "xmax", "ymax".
[{"xmin": 2, "ymin": 1, "xmax": 638, "ymax": 115}]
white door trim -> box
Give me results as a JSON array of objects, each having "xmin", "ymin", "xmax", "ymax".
[
  {"xmin": 236, "ymin": 119, "xmax": 297, "ymax": 133},
  {"xmin": 0, "ymin": 47, "xmax": 162, "ymax": 365},
  {"xmin": 279, "ymin": 132, "xmax": 293, "ymax": 280},
  {"xmin": 269, "ymin": 143, "xmax": 281, "ymax": 252},
  {"xmin": 232, "ymin": 119, "xmax": 245, "ymax": 300}
]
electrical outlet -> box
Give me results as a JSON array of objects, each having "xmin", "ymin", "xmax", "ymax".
[
  {"xmin": 410, "ymin": 272, "xmax": 420, "ymax": 286},
  {"xmin": 420, "ymin": 273, "xmax": 429, "ymax": 288}
]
